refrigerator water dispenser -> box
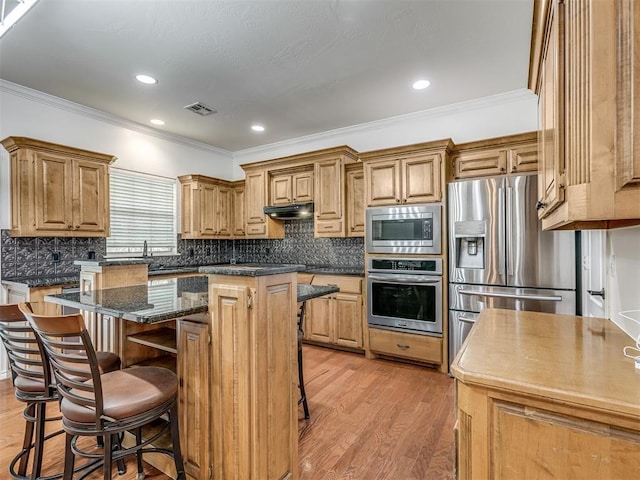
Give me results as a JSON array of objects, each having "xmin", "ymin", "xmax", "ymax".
[{"xmin": 454, "ymin": 221, "xmax": 486, "ymax": 269}]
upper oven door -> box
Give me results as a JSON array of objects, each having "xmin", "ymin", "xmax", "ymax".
[
  {"xmin": 367, "ymin": 273, "xmax": 443, "ymax": 335},
  {"xmin": 366, "ymin": 204, "xmax": 442, "ymax": 254}
]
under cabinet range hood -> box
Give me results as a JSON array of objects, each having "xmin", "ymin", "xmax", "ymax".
[{"xmin": 263, "ymin": 202, "xmax": 314, "ymax": 220}]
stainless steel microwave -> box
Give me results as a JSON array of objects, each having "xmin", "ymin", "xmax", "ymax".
[{"xmin": 366, "ymin": 204, "xmax": 442, "ymax": 254}]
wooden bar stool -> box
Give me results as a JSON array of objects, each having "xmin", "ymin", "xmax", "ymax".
[
  {"xmin": 19, "ymin": 305, "xmax": 185, "ymax": 480},
  {"xmin": 0, "ymin": 304, "xmax": 122, "ymax": 480}
]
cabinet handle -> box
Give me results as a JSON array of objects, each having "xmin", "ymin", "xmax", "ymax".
[
  {"xmin": 67, "ymin": 225, "xmax": 73, "ymax": 229},
  {"xmin": 587, "ymin": 288, "xmax": 605, "ymax": 300},
  {"xmin": 396, "ymin": 199, "xmax": 401, "ymax": 203},
  {"xmin": 396, "ymin": 343, "xmax": 410, "ymax": 350},
  {"xmin": 535, "ymin": 200, "xmax": 546, "ymax": 211}
]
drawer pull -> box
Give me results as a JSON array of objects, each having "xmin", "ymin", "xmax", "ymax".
[{"xmin": 396, "ymin": 343, "xmax": 410, "ymax": 350}]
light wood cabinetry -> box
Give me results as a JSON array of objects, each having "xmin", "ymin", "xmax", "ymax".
[
  {"xmin": 305, "ymin": 275, "xmax": 364, "ymax": 350},
  {"xmin": 1, "ymin": 137, "xmax": 115, "ymax": 237},
  {"xmin": 451, "ymin": 132, "xmax": 538, "ymax": 180},
  {"xmin": 529, "ymin": 0, "xmax": 640, "ymax": 230},
  {"xmin": 179, "ymin": 175, "xmax": 235, "ymax": 239},
  {"xmin": 242, "ymin": 168, "xmax": 285, "ymax": 239},
  {"xmin": 269, "ymin": 169, "xmax": 313, "ymax": 205},
  {"xmin": 360, "ymin": 139, "xmax": 452, "ymax": 207},
  {"xmin": 452, "ymin": 309, "xmax": 640, "ymax": 480},
  {"xmin": 368, "ymin": 328, "xmax": 442, "ymax": 365},
  {"xmin": 2, "ymin": 282, "xmax": 63, "ymax": 316},
  {"xmin": 231, "ymin": 180, "xmax": 246, "ymax": 237},
  {"xmin": 345, "ymin": 163, "xmax": 365, "ymax": 237},
  {"xmin": 314, "ymin": 157, "xmax": 346, "ymax": 236},
  {"xmin": 207, "ymin": 272, "xmax": 297, "ymax": 480},
  {"xmin": 177, "ymin": 316, "xmax": 211, "ymax": 480}
]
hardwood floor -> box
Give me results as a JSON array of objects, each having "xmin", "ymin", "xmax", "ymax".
[{"xmin": 0, "ymin": 345, "xmax": 455, "ymax": 480}]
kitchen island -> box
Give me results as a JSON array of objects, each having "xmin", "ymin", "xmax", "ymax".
[
  {"xmin": 451, "ymin": 308, "xmax": 640, "ymax": 480},
  {"xmin": 45, "ymin": 265, "xmax": 338, "ymax": 480}
]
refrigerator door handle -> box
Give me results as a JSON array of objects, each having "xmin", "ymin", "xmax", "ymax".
[
  {"xmin": 506, "ymin": 186, "xmax": 514, "ymax": 278},
  {"xmin": 458, "ymin": 289, "xmax": 563, "ymax": 302},
  {"xmin": 497, "ymin": 186, "xmax": 506, "ymax": 281}
]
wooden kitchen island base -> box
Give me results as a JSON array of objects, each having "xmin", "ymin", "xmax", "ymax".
[{"xmin": 451, "ymin": 309, "xmax": 640, "ymax": 480}]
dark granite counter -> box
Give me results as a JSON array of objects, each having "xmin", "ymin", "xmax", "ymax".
[
  {"xmin": 199, "ymin": 263, "xmax": 306, "ymax": 276},
  {"xmin": 303, "ymin": 265, "xmax": 364, "ymax": 276},
  {"xmin": 45, "ymin": 275, "xmax": 338, "ymax": 323},
  {"xmin": 74, "ymin": 259, "xmax": 149, "ymax": 267},
  {"xmin": 1, "ymin": 275, "xmax": 81, "ymax": 288}
]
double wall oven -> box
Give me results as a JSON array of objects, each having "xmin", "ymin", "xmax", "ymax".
[{"xmin": 366, "ymin": 204, "xmax": 444, "ymax": 337}]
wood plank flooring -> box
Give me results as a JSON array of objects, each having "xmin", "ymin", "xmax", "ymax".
[{"xmin": 0, "ymin": 344, "xmax": 455, "ymax": 480}]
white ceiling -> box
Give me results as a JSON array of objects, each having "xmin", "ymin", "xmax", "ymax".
[{"xmin": 0, "ymin": 0, "xmax": 534, "ymax": 152}]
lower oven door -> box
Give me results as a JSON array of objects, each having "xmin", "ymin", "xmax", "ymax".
[{"xmin": 367, "ymin": 273, "xmax": 442, "ymax": 335}]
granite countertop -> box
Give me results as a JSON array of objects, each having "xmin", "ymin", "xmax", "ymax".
[
  {"xmin": 45, "ymin": 275, "xmax": 340, "ymax": 323},
  {"xmin": 74, "ymin": 259, "xmax": 149, "ymax": 267},
  {"xmin": 2, "ymin": 263, "xmax": 363, "ymax": 287},
  {"xmin": 199, "ymin": 263, "xmax": 306, "ymax": 276}
]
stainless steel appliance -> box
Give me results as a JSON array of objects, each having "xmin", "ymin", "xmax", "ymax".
[
  {"xmin": 367, "ymin": 257, "xmax": 442, "ymax": 335},
  {"xmin": 366, "ymin": 204, "xmax": 442, "ymax": 254},
  {"xmin": 448, "ymin": 174, "xmax": 577, "ymax": 368}
]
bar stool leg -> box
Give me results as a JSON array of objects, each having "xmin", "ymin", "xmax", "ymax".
[
  {"xmin": 16, "ymin": 403, "xmax": 35, "ymax": 476},
  {"xmin": 30, "ymin": 402, "xmax": 47, "ymax": 479},
  {"xmin": 135, "ymin": 427, "xmax": 144, "ymax": 478},
  {"xmin": 169, "ymin": 404, "xmax": 186, "ymax": 480},
  {"xmin": 64, "ymin": 432, "xmax": 75, "ymax": 480},
  {"xmin": 298, "ymin": 342, "xmax": 310, "ymax": 419}
]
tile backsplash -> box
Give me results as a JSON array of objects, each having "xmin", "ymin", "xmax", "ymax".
[{"xmin": 1, "ymin": 220, "xmax": 364, "ymax": 278}]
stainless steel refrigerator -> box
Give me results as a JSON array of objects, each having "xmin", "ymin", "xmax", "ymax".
[{"xmin": 448, "ymin": 174, "xmax": 577, "ymax": 368}]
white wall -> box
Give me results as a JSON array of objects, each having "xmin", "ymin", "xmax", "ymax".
[
  {"xmin": 607, "ymin": 226, "xmax": 640, "ymax": 341},
  {"xmin": 0, "ymin": 81, "xmax": 234, "ymax": 229},
  {"xmin": 232, "ymin": 89, "xmax": 538, "ymax": 176}
]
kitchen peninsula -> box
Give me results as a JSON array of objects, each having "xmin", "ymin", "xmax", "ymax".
[
  {"xmin": 45, "ymin": 264, "xmax": 339, "ymax": 480},
  {"xmin": 451, "ymin": 308, "xmax": 640, "ymax": 480}
]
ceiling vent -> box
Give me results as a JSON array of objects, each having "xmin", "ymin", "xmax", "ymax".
[{"xmin": 183, "ymin": 102, "xmax": 217, "ymax": 116}]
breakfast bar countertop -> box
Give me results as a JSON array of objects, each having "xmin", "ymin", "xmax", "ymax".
[{"xmin": 44, "ymin": 275, "xmax": 339, "ymax": 323}]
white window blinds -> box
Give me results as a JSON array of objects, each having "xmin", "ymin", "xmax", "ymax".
[{"xmin": 107, "ymin": 169, "xmax": 177, "ymax": 257}]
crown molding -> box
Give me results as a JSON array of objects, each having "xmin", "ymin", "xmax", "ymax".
[
  {"xmin": 0, "ymin": 79, "xmax": 232, "ymax": 156},
  {"xmin": 233, "ymin": 88, "xmax": 536, "ymax": 158}
]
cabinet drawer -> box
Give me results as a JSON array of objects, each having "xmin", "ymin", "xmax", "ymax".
[
  {"xmin": 246, "ymin": 223, "xmax": 266, "ymax": 235},
  {"xmin": 315, "ymin": 219, "xmax": 343, "ymax": 233},
  {"xmin": 311, "ymin": 275, "xmax": 362, "ymax": 294},
  {"xmin": 369, "ymin": 328, "xmax": 442, "ymax": 364}
]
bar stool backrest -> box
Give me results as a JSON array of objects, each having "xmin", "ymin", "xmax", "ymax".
[{"xmin": 0, "ymin": 303, "xmax": 55, "ymax": 401}]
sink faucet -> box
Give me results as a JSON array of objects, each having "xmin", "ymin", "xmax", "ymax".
[{"xmin": 143, "ymin": 240, "xmax": 148, "ymax": 258}]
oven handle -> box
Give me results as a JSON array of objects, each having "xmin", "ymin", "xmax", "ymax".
[
  {"xmin": 458, "ymin": 289, "xmax": 562, "ymax": 302},
  {"xmin": 367, "ymin": 273, "xmax": 442, "ymax": 284},
  {"xmin": 458, "ymin": 314, "xmax": 478, "ymax": 325}
]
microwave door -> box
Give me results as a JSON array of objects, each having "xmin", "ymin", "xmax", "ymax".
[{"xmin": 448, "ymin": 177, "xmax": 505, "ymax": 286}]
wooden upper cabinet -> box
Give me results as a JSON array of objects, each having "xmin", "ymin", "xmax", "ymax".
[
  {"xmin": 361, "ymin": 139, "xmax": 451, "ymax": 207},
  {"xmin": 231, "ymin": 180, "xmax": 245, "ymax": 237},
  {"xmin": 346, "ymin": 163, "xmax": 365, "ymax": 237},
  {"xmin": 178, "ymin": 174, "xmax": 237, "ymax": 239},
  {"xmin": 451, "ymin": 132, "xmax": 539, "ymax": 180},
  {"xmin": 269, "ymin": 169, "xmax": 313, "ymax": 205},
  {"xmin": 314, "ymin": 158, "xmax": 344, "ymax": 236},
  {"xmin": 1, "ymin": 137, "xmax": 115, "ymax": 237},
  {"xmin": 241, "ymin": 168, "xmax": 284, "ymax": 239},
  {"xmin": 529, "ymin": 0, "xmax": 640, "ymax": 230}
]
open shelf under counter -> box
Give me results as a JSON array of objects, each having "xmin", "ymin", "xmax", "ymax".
[
  {"xmin": 129, "ymin": 354, "xmax": 177, "ymax": 374},
  {"xmin": 126, "ymin": 327, "xmax": 177, "ymax": 354}
]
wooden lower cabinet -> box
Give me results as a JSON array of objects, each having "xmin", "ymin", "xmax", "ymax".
[
  {"xmin": 456, "ymin": 381, "xmax": 640, "ymax": 480},
  {"xmin": 2, "ymin": 283, "xmax": 62, "ymax": 315},
  {"xmin": 178, "ymin": 318, "xmax": 211, "ymax": 480},
  {"xmin": 368, "ymin": 328, "xmax": 442, "ymax": 365},
  {"xmin": 305, "ymin": 275, "xmax": 363, "ymax": 350}
]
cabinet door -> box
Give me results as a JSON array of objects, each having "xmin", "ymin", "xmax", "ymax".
[
  {"xmin": 178, "ymin": 320, "xmax": 211, "ymax": 480},
  {"xmin": 365, "ymin": 159, "xmax": 401, "ymax": 206},
  {"xmin": 245, "ymin": 170, "xmax": 267, "ymax": 226},
  {"xmin": 34, "ymin": 152, "xmax": 73, "ymax": 232},
  {"xmin": 334, "ymin": 293, "xmax": 362, "ymax": 349},
  {"xmin": 346, "ymin": 166, "xmax": 365, "ymax": 237},
  {"xmin": 508, "ymin": 143, "xmax": 538, "ymax": 174},
  {"xmin": 270, "ymin": 174, "xmax": 293, "ymax": 205},
  {"xmin": 293, "ymin": 171, "xmax": 313, "ymax": 203},
  {"xmin": 215, "ymin": 185, "xmax": 232, "ymax": 237},
  {"xmin": 306, "ymin": 296, "xmax": 333, "ymax": 344},
  {"xmin": 315, "ymin": 158, "xmax": 344, "ymax": 236},
  {"xmin": 402, "ymin": 155, "xmax": 442, "ymax": 203},
  {"xmin": 537, "ymin": 0, "xmax": 565, "ymax": 218},
  {"xmin": 200, "ymin": 183, "xmax": 217, "ymax": 236},
  {"xmin": 180, "ymin": 182, "xmax": 195, "ymax": 237},
  {"xmin": 453, "ymin": 150, "xmax": 507, "ymax": 179},
  {"xmin": 73, "ymin": 159, "xmax": 109, "ymax": 234},
  {"xmin": 232, "ymin": 185, "xmax": 245, "ymax": 237}
]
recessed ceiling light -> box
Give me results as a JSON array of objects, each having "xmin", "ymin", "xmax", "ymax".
[
  {"xmin": 150, "ymin": 119, "xmax": 165, "ymax": 126},
  {"xmin": 136, "ymin": 74, "xmax": 158, "ymax": 85},
  {"xmin": 412, "ymin": 79, "xmax": 431, "ymax": 90},
  {"xmin": 251, "ymin": 125, "xmax": 265, "ymax": 132}
]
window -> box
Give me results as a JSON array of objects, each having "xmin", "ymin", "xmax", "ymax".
[{"xmin": 107, "ymin": 169, "xmax": 177, "ymax": 257}]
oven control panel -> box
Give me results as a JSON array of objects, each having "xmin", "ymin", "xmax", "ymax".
[{"xmin": 368, "ymin": 258, "xmax": 442, "ymax": 275}]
